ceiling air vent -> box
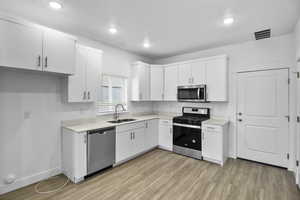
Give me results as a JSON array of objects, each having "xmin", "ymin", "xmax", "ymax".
[{"xmin": 254, "ymin": 29, "xmax": 271, "ymax": 40}]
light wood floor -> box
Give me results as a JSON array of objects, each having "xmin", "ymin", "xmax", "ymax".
[{"xmin": 1, "ymin": 149, "xmax": 300, "ymax": 200}]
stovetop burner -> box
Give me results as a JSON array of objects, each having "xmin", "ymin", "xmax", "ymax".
[{"xmin": 173, "ymin": 107, "xmax": 210, "ymax": 126}]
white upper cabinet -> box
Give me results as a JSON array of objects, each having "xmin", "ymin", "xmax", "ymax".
[
  {"xmin": 0, "ymin": 19, "xmax": 43, "ymax": 71},
  {"xmin": 178, "ymin": 63, "xmax": 191, "ymax": 86},
  {"xmin": 190, "ymin": 61, "xmax": 206, "ymax": 85},
  {"xmin": 43, "ymin": 29, "xmax": 76, "ymax": 74},
  {"xmin": 164, "ymin": 65, "xmax": 178, "ymax": 101},
  {"xmin": 150, "ymin": 65, "xmax": 164, "ymax": 101},
  {"xmin": 131, "ymin": 62, "xmax": 150, "ymax": 101},
  {"xmin": 206, "ymin": 56, "xmax": 228, "ymax": 101},
  {"xmin": 68, "ymin": 44, "xmax": 102, "ymax": 103},
  {"xmin": 86, "ymin": 47, "xmax": 102, "ymax": 102},
  {"xmin": 0, "ymin": 18, "xmax": 76, "ymax": 75}
]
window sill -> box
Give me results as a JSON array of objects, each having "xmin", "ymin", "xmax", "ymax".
[{"xmin": 97, "ymin": 111, "xmax": 129, "ymax": 116}]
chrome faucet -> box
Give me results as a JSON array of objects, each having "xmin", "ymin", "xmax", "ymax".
[{"xmin": 114, "ymin": 104, "xmax": 126, "ymax": 121}]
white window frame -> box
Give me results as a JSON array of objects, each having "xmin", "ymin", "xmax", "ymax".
[{"xmin": 97, "ymin": 74, "xmax": 128, "ymax": 115}]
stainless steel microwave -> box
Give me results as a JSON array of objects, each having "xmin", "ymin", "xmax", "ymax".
[{"xmin": 177, "ymin": 85, "xmax": 207, "ymax": 102}]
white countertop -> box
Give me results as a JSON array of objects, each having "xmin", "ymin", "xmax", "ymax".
[
  {"xmin": 62, "ymin": 113, "xmax": 177, "ymax": 133},
  {"xmin": 202, "ymin": 119, "xmax": 229, "ymax": 126}
]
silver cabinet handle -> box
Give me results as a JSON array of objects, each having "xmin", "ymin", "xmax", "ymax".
[
  {"xmin": 87, "ymin": 91, "xmax": 90, "ymax": 100},
  {"xmin": 37, "ymin": 55, "xmax": 41, "ymax": 67},
  {"xmin": 170, "ymin": 128, "xmax": 172, "ymax": 134},
  {"xmin": 133, "ymin": 132, "xmax": 135, "ymax": 139},
  {"xmin": 202, "ymin": 132, "xmax": 204, "ymax": 141},
  {"xmin": 83, "ymin": 91, "xmax": 87, "ymax": 100},
  {"xmin": 44, "ymin": 56, "xmax": 48, "ymax": 68},
  {"xmin": 130, "ymin": 132, "xmax": 132, "ymax": 140},
  {"xmin": 145, "ymin": 122, "xmax": 148, "ymax": 128}
]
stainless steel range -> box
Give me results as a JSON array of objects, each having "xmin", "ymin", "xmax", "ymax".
[{"xmin": 173, "ymin": 107, "xmax": 210, "ymax": 160}]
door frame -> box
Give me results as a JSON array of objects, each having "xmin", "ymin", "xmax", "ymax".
[{"xmin": 235, "ymin": 68, "xmax": 290, "ymax": 168}]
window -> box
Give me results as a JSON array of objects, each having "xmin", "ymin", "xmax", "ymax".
[{"xmin": 98, "ymin": 75, "xmax": 128, "ymax": 114}]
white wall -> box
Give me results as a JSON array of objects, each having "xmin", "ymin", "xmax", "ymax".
[
  {"xmin": 153, "ymin": 34, "xmax": 296, "ymax": 170},
  {"xmin": 0, "ymin": 36, "xmax": 152, "ymax": 194}
]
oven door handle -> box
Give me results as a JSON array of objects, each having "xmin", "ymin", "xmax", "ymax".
[{"xmin": 173, "ymin": 123, "xmax": 201, "ymax": 129}]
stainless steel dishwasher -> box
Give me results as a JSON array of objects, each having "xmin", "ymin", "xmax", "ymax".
[{"xmin": 87, "ymin": 127, "xmax": 116, "ymax": 175}]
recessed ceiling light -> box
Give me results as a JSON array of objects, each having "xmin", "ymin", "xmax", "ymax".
[
  {"xmin": 224, "ymin": 17, "xmax": 234, "ymax": 25},
  {"xmin": 143, "ymin": 40, "xmax": 151, "ymax": 48},
  {"xmin": 109, "ymin": 27, "xmax": 118, "ymax": 34},
  {"xmin": 49, "ymin": 1, "xmax": 62, "ymax": 10}
]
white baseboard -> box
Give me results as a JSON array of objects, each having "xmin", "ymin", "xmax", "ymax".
[{"xmin": 0, "ymin": 167, "xmax": 61, "ymax": 195}]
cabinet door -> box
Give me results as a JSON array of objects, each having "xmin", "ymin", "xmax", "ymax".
[
  {"xmin": 86, "ymin": 48, "xmax": 102, "ymax": 102},
  {"xmin": 116, "ymin": 131, "xmax": 133, "ymax": 163},
  {"xmin": 68, "ymin": 45, "xmax": 87, "ymax": 102},
  {"xmin": 206, "ymin": 57, "xmax": 228, "ymax": 101},
  {"xmin": 159, "ymin": 120, "xmax": 173, "ymax": 151},
  {"xmin": 0, "ymin": 19, "xmax": 43, "ymax": 71},
  {"xmin": 140, "ymin": 64, "xmax": 150, "ymax": 100},
  {"xmin": 190, "ymin": 61, "xmax": 206, "ymax": 85},
  {"xmin": 164, "ymin": 65, "xmax": 178, "ymax": 101},
  {"xmin": 131, "ymin": 62, "xmax": 150, "ymax": 101},
  {"xmin": 132, "ymin": 127, "xmax": 146, "ymax": 155},
  {"xmin": 145, "ymin": 119, "xmax": 159, "ymax": 150},
  {"xmin": 202, "ymin": 129, "xmax": 222, "ymax": 160},
  {"xmin": 43, "ymin": 29, "xmax": 76, "ymax": 74},
  {"xmin": 178, "ymin": 63, "xmax": 191, "ymax": 86},
  {"xmin": 150, "ymin": 66, "xmax": 164, "ymax": 101}
]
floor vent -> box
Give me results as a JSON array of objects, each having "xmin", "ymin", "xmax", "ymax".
[{"xmin": 255, "ymin": 29, "xmax": 271, "ymax": 40}]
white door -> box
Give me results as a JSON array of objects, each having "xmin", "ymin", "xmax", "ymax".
[
  {"xmin": 86, "ymin": 47, "xmax": 102, "ymax": 102},
  {"xmin": 145, "ymin": 119, "xmax": 159, "ymax": 150},
  {"xmin": 164, "ymin": 65, "xmax": 178, "ymax": 101},
  {"xmin": 296, "ymin": 64, "xmax": 300, "ymax": 186},
  {"xmin": 43, "ymin": 29, "xmax": 76, "ymax": 74},
  {"xmin": 150, "ymin": 66, "xmax": 164, "ymax": 101},
  {"xmin": 68, "ymin": 45, "xmax": 87, "ymax": 102},
  {"xmin": 132, "ymin": 127, "xmax": 145, "ymax": 155},
  {"xmin": 116, "ymin": 131, "xmax": 133, "ymax": 163},
  {"xmin": 0, "ymin": 19, "xmax": 43, "ymax": 71},
  {"xmin": 178, "ymin": 63, "xmax": 191, "ymax": 86},
  {"xmin": 190, "ymin": 61, "xmax": 206, "ymax": 85},
  {"xmin": 206, "ymin": 57, "xmax": 228, "ymax": 101},
  {"xmin": 237, "ymin": 69, "xmax": 289, "ymax": 167}
]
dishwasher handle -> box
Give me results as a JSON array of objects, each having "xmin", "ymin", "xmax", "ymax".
[{"xmin": 87, "ymin": 127, "xmax": 115, "ymax": 135}]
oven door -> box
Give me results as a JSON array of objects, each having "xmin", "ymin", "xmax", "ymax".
[{"xmin": 173, "ymin": 123, "xmax": 202, "ymax": 151}]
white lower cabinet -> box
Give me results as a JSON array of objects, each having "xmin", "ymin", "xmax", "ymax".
[
  {"xmin": 145, "ymin": 119, "xmax": 159, "ymax": 150},
  {"xmin": 116, "ymin": 130, "xmax": 134, "ymax": 163},
  {"xmin": 158, "ymin": 119, "xmax": 173, "ymax": 151},
  {"xmin": 116, "ymin": 120, "xmax": 159, "ymax": 164},
  {"xmin": 62, "ymin": 129, "xmax": 87, "ymax": 183},
  {"xmin": 202, "ymin": 122, "xmax": 229, "ymax": 166}
]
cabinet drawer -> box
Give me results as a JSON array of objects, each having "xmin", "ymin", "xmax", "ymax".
[
  {"xmin": 159, "ymin": 119, "xmax": 172, "ymax": 126},
  {"xmin": 117, "ymin": 121, "xmax": 146, "ymax": 133},
  {"xmin": 202, "ymin": 125, "xmax": 222, "ymax": 132}
]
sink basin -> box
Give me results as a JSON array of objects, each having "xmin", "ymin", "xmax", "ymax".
[{"xmin": 108, "ymin": 118, "xmax": 137, "ymax": 124}]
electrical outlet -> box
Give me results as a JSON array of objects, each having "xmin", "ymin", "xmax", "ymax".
[{"xmin": 24, "ymin": 111, "xmax": 31, "ymax": 119}]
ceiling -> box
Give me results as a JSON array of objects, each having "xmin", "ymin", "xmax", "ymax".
[{"xmin": 0, "ymin": 0, "xmax": 299, "ymax": 59}]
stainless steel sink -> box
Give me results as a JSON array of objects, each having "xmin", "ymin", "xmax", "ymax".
[{"xmin": 108, "ymin": 118, "xmax": 136, "ymax": 124}]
